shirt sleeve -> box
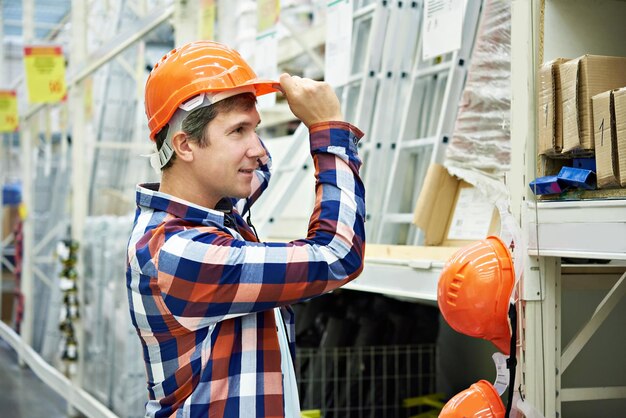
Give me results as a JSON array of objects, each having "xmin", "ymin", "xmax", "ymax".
[{"xmin": 154, "ymin": 122, "xmax": 366, "ymax": 329}]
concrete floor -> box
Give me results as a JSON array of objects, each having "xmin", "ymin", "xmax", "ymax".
[{"xmin": 0, "ymin": 338, "xmax": 68, "ymax": 418}]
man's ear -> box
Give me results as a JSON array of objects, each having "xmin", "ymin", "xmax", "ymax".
[{"xmin": 171, "ymin": 131, "xmax": 194, "ymax": 162}]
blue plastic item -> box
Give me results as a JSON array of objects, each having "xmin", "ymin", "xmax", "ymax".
[
  {"xmin": 529, "ymin": 175, "xmax": 565, "ymax": 195},
  {"xmin": 557, "ymin": 166, "xmax": 596, "ymax": 190},
  {"xmin": 2, "ymin": 183, "xmax": 22, "ymax": 205}
]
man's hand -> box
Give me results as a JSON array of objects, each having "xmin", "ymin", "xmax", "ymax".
[{"xmin": 279, "ymin": 73, "xmax": 344, "ymax": 128}]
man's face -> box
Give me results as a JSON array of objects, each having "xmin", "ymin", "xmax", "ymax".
[{"xmin": 189, "ymin": 105, "xmax": 264, "ymax": 206}]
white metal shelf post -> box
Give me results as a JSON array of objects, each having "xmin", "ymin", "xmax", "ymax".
[
  {"xmin": 19, "ymin": 0, "xmax": 36, "ymax": 352},
  {"xmin": 70, "ymin": 0, "xmax": 89, "ymax": 399},
  {"xmin": 510, "ymin": 1, "xmax": 565, "ymax": 414}
]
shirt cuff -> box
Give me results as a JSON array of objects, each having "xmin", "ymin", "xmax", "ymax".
[{"xmin": 309, "ymin": 121, "xmax": 364, "ymax": 154}]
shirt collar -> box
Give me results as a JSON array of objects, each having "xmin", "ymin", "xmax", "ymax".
[{"xmin": 135, "ymin": 183, "xmax": 226, "ymax": 226}]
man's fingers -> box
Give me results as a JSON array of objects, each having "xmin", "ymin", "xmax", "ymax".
[
  {"xmin": 279, "ymin": 73, "xmax": 296, "ymax": 93},
  {"xmin": 271, "ymin": 83, "xmax": 285, "ymax": 94},
  {"xmin": 280, "ymin": 73, "xmax": 308, "ymax": 95},
  {"xmin": 278, "ymin": 74, "xmax": 343, "ymax": 126}
]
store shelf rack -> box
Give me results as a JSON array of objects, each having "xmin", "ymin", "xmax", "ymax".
[
  {"xmin": 345, "ymin": 245, "xmax": 458, "ymax": 303},
  {"xmin": 527, "ymin": 199, "xmax": 626, "ymax": 260},
  {"xmin": 509, "ymin": 1, "xmax": 626, "ymax": 416}
]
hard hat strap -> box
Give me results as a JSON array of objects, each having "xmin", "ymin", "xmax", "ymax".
[{"xmin": 505, "ymin": 303, "xmax": 518, "ymax": 418}]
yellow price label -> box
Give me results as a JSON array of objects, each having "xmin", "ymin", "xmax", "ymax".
[
  {"xmin": 199, "ymin": 0, "xmax": 216, "ymax": 40},
  {"xmin": 18, "ymin": 203, "xmax": 28, "ymax": 221},
  {"xmin": 0, "ymin": 90, "xmax": 19, "ymax": 132},
  {"xmin": 257, "ymin": 0, "xmax": 280, "ymax": 33},
  {"xmin": 23, "ymin": 45, "xmax": 67, "ymax": 104}
]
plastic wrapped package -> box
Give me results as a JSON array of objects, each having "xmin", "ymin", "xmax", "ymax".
[
  {"xmin": 82, "ymin": 215, "xmax": 145, "ymax": 417},
  {"xmin": 445, "ymin": 0, "xmax": 511, "ymax": 173}
]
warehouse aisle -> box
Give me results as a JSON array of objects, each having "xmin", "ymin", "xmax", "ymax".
[{"xmin": 0, "ymin": 339, "xmax": 68, "ymax": 418}]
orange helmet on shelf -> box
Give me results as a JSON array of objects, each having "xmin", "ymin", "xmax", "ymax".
[
  {"xmin": 439, "ymin": 380, "xmax": 506, "ymax": 418},
  {"xmin": 145, "ymin": 40, "xmax": 279, "ymax": 141},
  {"xmin": 437, "ymin": 236, "xmax": 515, "ymax": 354}
]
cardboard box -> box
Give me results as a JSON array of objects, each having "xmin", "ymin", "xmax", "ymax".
[
  {"xmin": 537, "ymin": 58, "xmax": 570, "ymax": 155},
  {"xmin": 1, "ymin": 292, "xmax": 13, "ymax": 324},
  {"xmin": 561, "ymin": 55, "xmax": 626, "ymax": 153},
  {"xmin": 536, "ymin": 154, "xmax": 571, "ymax": 178},
  {"xmin": 615, "ymin": 88, "xmax": 626, "ymax": 187},
  {"xmin": 1, "ymin": 270, "xmax": 15, "ymax": 324},
  {"xmin": 413, "ymin": 164, "xmax": 499, "ymax": 247},
  {"xmin": 592, "ymin": 89, "xmax": 621, "ymax": 188},
  {"xmin": 2, "ymin": 206, "xmax": 19, "ymax": 240}
]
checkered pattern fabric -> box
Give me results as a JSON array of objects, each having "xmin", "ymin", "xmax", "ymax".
[{"xmin": 127, "ymin": 122, "xmax": 365, "ymax": 417}]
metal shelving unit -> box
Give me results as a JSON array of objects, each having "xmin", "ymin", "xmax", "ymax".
[{"xmin": 510, "ymin": 1, "xmax": 626, "ymax": 416}]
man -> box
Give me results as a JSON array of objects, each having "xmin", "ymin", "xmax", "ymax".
[{"xmin": 127, "ymin": 41, "xmax": 365, "ymax": 418}]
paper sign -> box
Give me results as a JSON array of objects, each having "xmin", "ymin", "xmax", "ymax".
[
  {"xmin": 325, "ymin": 0, "xmax": 353, "ymax": 87},
  {"xmin": 24, "ymin": 46, "xmax": 67, "ymax": 103},
  {"xmin": 0, "ymin": 90, "xmax": 19, "ymax": 132},
  {"xmin": 446, "ymin": 186, "xmax": 493, "ymax": 240},
  {"xmin": 255, "ymin": 31, "xmax": 278, "ymax": 108},
  {"xmin": 199, "ymin": 0, "xmax": 216, "ymax": 40},
  {"xmin": 422, "ymin": 0, "xmax": 464, "ymax": 60},
  {"xmin": 257, "ymin": 0, "xmax": 280, "ymax": 33}
]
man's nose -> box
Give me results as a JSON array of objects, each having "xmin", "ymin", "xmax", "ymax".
[{"xmin": 247, "ymin": 135, "xmax": 266, "ymax": 158}]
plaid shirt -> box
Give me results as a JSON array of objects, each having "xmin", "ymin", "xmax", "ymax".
[{"xmin": 127, "ymin": 122, "xmax": 365, "ymax": 417}]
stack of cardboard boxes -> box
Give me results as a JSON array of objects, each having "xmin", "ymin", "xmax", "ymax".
[
  {"xmin": 534, "ymin": 55, "xmax": 626, "ymax": 195},
  {"xmin": 1, "ymin": 205, "xmax": 18, "ymax": 323},
  {"xmin": 1, "ymin": 183, "xmax": 21, "ymax": 324}
]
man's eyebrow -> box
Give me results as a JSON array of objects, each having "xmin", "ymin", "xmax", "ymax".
[{"xmin": 227, "ymin": 119, "xmax": 260, "ymax": 130}]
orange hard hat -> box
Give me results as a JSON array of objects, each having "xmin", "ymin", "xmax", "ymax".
[
  {"xmin": 144, "ymin": 40, "xmax": 279, "ymax": 140},
  {"xmin": 437, "ymin": 236, "xmax": 515, "ymax": 354},
  {"xmin": 439, "ymin": 380, "xmax": 506, "ymax": 418}
]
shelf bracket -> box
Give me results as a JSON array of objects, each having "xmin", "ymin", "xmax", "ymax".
[{"xmin": 561, "ymin": 271, "xmax": 626, "ymax": 372}]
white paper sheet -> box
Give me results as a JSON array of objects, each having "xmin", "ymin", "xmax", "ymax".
[
  {"xmin": 325, "ymin": 0, "xmax": 353, "ymax": 87},
  {"xmin": 446, "ymin": 186, "xmax": 493, "ymax": 240},
  {"xmin": 422, "ymin": 0, "xmax": 464, "ymax": 60}
]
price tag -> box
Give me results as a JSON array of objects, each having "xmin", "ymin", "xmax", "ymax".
[
  {"xmin": 446, "ymin": 186, "xmax": 493, "ymax": 240},
  {"xmin": 0, "ymin": 90, "xmax": 19, "ymax": 132},
  {"xmin": 23, "ymin": 45, "xmax": 67, "ymax": 104},
  {"xmin": 325, "ymin": 0, "xmax": 353, "ymax": 87},
  {"xmin": 199, "ymin": 0, "xmax": 216, "ymax": 40},
  {"xmin": 257, "ymin": 0, "xmax": 280, "ymax": 33}
]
